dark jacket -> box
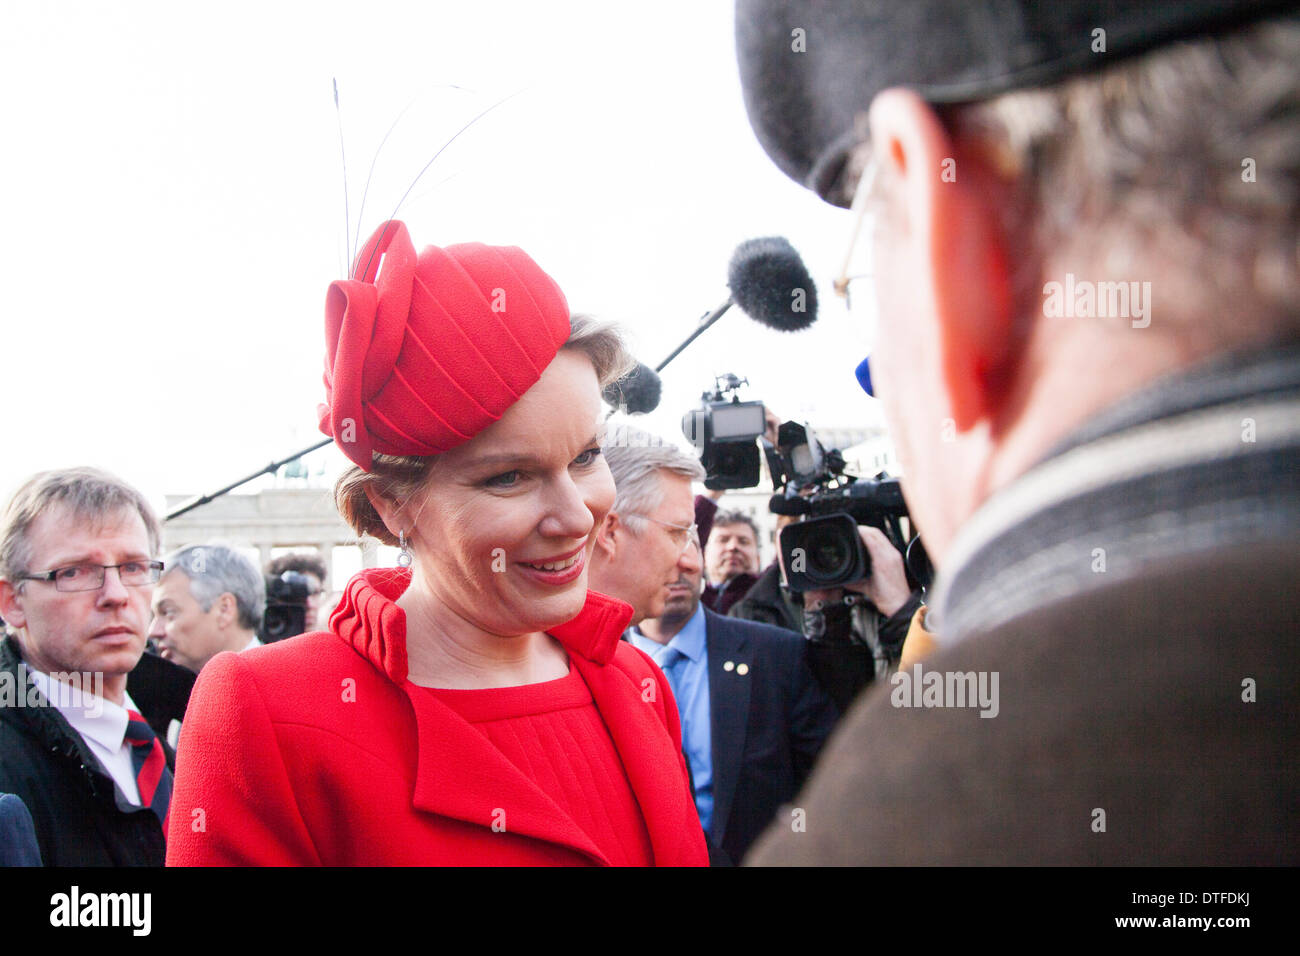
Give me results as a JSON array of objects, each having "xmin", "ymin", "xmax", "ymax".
[
  {"xmin": 731, "ymin": 561, "xmax": 918, "ymax": 648},
  {"xmin": 702, "ymin": 609, "xmax": 839, "ymax": 863},
  {"xmin": 730, "ymin": 561, "xmax": 921, "ymax": 711},
  {"xmin": 0, "ymin": 635, "xmax": 172, "ymax": 866},
  {"xmin": 0, "ymin": 793, "xmax": 42, "ymax": 866},
  {"xmin": 748, "ymin": 347, "xmax": 1300, "ymax": 864},
  {"xmin": 125, "ymin": 647, "xmax": 196, "ymax": 741},
  {"xmin": 727, "ymin": 561, "xmax": 802, "ymax": 632},
  {"xmin": 703, "ymin": 573, "xmax": 759, "ymax": 617}
]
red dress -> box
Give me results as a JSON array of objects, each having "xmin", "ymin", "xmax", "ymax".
[
  {"xmin": 165, "ymin": 568, "xmax": 707, "ymax": 866},
  {"xmin": 424, "ymin": 668, "xmax": 656, "ymax": 866}
]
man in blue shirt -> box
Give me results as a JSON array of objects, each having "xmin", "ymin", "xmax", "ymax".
[
  {"xmin": 628, "ymin": 575, "xmax": 715, "ymax": 834},
  {"xmin": 592, "ymin": 426, "xmax": 840, "ymax": 864}
]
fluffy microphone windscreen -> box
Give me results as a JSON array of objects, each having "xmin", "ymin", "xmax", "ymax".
[
  {"xmin": 602, "ymin": 362, "xmax": 663, "ymax": 414},
  {"xmin": 727, "ymin": 236, "xmax": 818, "ymax": 332}
]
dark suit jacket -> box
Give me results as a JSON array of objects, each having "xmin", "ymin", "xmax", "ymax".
[
  {"xmin": 127, "ymin": 648, "xmax": 196, "ymax": 740},
  {"xmin": 702, "ymin": 609, "xmax": 839, "ymax": 864},
  {"xmin": 0, "ymin": 793, "xmax": 42, "ymax": 866}
]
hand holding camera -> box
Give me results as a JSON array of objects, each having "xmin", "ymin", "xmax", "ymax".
[{"xmin": 805, "ymin": 526, "xmax": 911, "ymax": 618}]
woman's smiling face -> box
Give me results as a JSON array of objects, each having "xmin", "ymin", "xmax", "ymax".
[{"xmin": 397, "ymin": 348, "xmax": 615, "ymax": 637}]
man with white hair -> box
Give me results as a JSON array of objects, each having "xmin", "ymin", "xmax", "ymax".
[
  {"xmin": 149, "ymin": 544, "xmax": 265, "ymax": 674},
  {"xmin": 589, "ymin": 426, "xmax": 838, "ymax": 863},
  {"xmin": 734, "ymin": 0, "xmax": 1299, "ymax": 863}
]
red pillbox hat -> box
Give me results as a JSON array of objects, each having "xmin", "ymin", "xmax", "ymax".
[{"xmin": 318, "ymin": 220, "xmax": 572, "ymax": 471}]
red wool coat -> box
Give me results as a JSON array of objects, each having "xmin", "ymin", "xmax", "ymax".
[{"xmin": 166, "ymin": 569, "xmax": 708, "ymax": 866}]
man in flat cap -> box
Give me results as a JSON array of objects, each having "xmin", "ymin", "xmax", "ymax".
[{"xmin": 734, "ymin": 0, "xmax": 1299, "ymax": 863}]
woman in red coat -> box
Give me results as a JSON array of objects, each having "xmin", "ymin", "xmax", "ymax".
[{"xmin": 166, "ymin": 221, "xmax": 708, "ymax": 866}]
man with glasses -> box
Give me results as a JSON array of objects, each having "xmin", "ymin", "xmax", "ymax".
[
  {"xmin": 588, "ymin": 429, "xmax": 706, "ymax": 634},
  {"xmin": 590, "ymin": 427, "xmax": 838, "ymax": 864},
  {"xmin": 0, "ymin": 467, "xmax": 174, "ymax": 865},
  {"xmin": 734, "ymin": 1, "xmax": 1299, "ymax": 863}
]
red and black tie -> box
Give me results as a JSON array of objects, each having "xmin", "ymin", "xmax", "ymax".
[{"xmin": 125, "ymin": 709, "xmax": 172, "ymax": 827}]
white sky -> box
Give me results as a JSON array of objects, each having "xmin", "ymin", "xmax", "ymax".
[{"xmin": 0, "ymin": 0, "xmax": 886, "ymax": 517}]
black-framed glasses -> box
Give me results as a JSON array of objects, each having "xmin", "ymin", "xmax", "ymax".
[
  {"xmin": 22, "ymin": 560, "xmax": 164, "ymax": 593},
  {"xmin": 625, "ymin": 515, "xmax": 701, "ymax": 554}
]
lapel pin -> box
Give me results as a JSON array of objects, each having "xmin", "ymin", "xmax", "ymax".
[
  {"xmin": 737, "ymin": 663, "xmax": 749, "ymax": 675},
  {"xmin": 723, "ymin": 660, "xmax": 735, "ymax": 671}
]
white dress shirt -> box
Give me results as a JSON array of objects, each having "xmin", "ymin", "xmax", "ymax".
[{"xmin": 27, "ymin": 668, "xmax": 144, "ymax": 805}]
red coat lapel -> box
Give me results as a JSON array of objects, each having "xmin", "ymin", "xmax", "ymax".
[
  {"xmin": 567, "ymin": 651, "xmax": 707, "ymax": 865},
  {"xmin": 554, "ymin": 590, "xmax": 706, "ymax": 864}
]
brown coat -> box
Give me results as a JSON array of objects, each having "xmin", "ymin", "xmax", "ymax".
[{"xmin": 747, "ymin": 540, "xmax": 1300, "ymax": 864}]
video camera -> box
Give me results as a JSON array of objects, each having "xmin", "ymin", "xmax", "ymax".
[
  {"xmin": 681, "ymin": 374, "xmax": 768, "ymax": 490},
  {"xmin": 682, "ymin": 373, "xmax": 920, "ymax": 593},
  {"xmin": 764, "ymin": 421, "xmax": 911, "ymax": 592},
  {"xmin": 684, "ymin": 373, "xmax": 916, "ymax": 587},
  {"xmin": 260, "ymin": 571, "xmax": 314, "ymax": 643}
]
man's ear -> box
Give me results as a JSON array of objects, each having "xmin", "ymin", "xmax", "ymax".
[
  {"xmin": 214, "ymin": 592, "xmax": 237, "ymax": 629},
  {"xmin": 363, "ymin": 484, "xmax": 406, "ymax": 542},
  {"xmin": 0, "ymin": 579, "xmax": 26, "ymax": 630},
  {"xmin": 868, "ymin": 87, "xmax": 1017, "ymax": 432},
  {"xmin": 594, "ymin": 512, "xmax": 619, "ymax": 559}
]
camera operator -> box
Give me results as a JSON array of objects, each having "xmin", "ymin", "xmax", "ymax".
[
  {"xmin": 730, "ymin": 518, "xmax": 920, "ymax": 711},
  {"xmin": 261, "ymin": 551, "xmax": 327, "ymax": 642},
  {"xmin": 684, "ymin": 391, "xmax": 924, "ymax": 709}
]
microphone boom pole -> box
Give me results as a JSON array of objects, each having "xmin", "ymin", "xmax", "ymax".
[
  {"xmin": 165, "ymin": 437, "xmax": 333, "ymax": 522},
  {"xmin": 655, "ymin": 300, "xmax": 733, "ymax": 372}
]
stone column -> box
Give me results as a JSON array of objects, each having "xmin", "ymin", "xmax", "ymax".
[{"xmin": 317, "ymin": 540, "xmax": 336, "ymax": 590}]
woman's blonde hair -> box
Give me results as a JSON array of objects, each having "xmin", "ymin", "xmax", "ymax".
[{"xmin": 334, "ymin": 313, "xmax": 634, "ymax": 545}]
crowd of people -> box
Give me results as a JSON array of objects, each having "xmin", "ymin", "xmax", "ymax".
[{"xmin": 1, "ymin": 0, "xmax": 1296, "ymax": 866}]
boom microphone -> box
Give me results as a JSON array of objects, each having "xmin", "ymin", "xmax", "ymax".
[
  {"xmin": 728, "ymin": 237, "xmax": 818, "ymax": 332},
  {"xmin": 603, "ymin": 361, "xmax": 663, "ymax": 414},
  {"xmin": 656, "ymin": 235, "xmax": 819, "ymax": 371}
]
